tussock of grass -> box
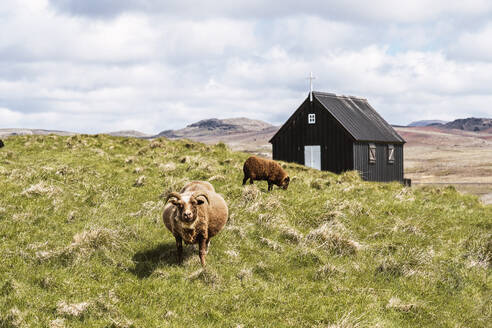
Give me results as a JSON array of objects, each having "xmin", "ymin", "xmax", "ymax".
[
  {"xmin": 259, "ymin": 237, "xmax": 282, "ymax": 251},
  {"xmin": 0, "ymin": 135, "xmax": 490, "ymax": 327},
  {"xmin": 164, "ymin": 310, "xmax": 177, "ymax": 319},
  {"xmin": 236, "ymin": 268, "xmax": 252, "ymax": 282},
  {"xmin": 108, "ymin": 317, "xmax": 134, "ymax": 328},
  {"xmin": 314, "ymin": 264, "xmax": 342, "ymax": 279},
  {"xmin": 0, "ymin": 307, "xmax": 24, "ymax": 327},
  {"xmin": 393, "ymin": 221, "xmax": 422, "ymax": 235},
  {"xmin": 124, "ymin": 156, "xmax": 135, "ymax": 164},
  {"xmin": 149, "ymin": 141, "xmax": 163, "ymax": 149},
  {"xmin": 159, "ymin": 162, "xmax": 176, "ymax": 173},
  {"xmin": 56, "ymin": 301, "xmax": 90, "ymax": 318},
  {"xmin": 336, "ymin": 170, "xmax": 362, "ymax": 183},
  {"xmin": 279, "ymin": 226, "xmax": 303, "ymax": 243},
  {"xmin": 463, "ymin": 233, "xmax": 491, "ymax": 268},
  {"xmin": 394, "ymin": 188, "xmax": 415, "ymax": 202},
  {"xmin": 12, "ymin": 212, "xmax": 32, "ymax": 222},
  {"xmin": 306, "ymin": 221, "xmax": 360, "ymax": 255},
  {"xmin": 187, "ymin": 268, "xmax": 221, "ymax": 286},
  {"xmin": 49, "ymin": 318, "xmax": 66, "ymax": 328},
  {"xmin": 133, "ymin": 175, "xmax": 145, "ymax": 187},
  {"xmin": 263, "ymin": 194, "xmax": 282, "ymax": 209},
  {"xmin": 21, "ymin": 181, "xmax": 60, "ymax": 197},
  {"xmin": 1, "ymin": 280, "xmax": 16, "ymax": 296},
  {"xmin": 69, "ymin": 228, "xmax": 121, "ymax": 254},
  {"xmin": 310, "ymin": 177, "xmax": 333, "ymax": 190},
  {"xmin": 208, "ymin": 174, "xmax": 225, "ymax": 182},
  {"xmin": 241, "ymin": 184, "xmax": 260, "ymax": 203},
  {"xmin": 224, "ymin": 225, "xmax": 246, "ymax": 238},
  {"xmin": 55, "ymin": 165, "xmax": 73, "ymax": 176},
  {"xmin": 256, "ymin": 212, "xmax": 282, "ymax": 226},
  {"xmin": 325, "ymin": 311, "xmax": 364, "ymax": 328},
  {"xmin": 225, "ymin": 250, "xmax": 239, "ymax": 258},
  {"xmin": 37, "ymin": 227, "xmax": 123, "ymax": 264},
  {"xmin": 67, "ymin": 211, "xmax": 76, "ymax": 222},
  {"xmin": 386, "ymin": 296, "xmax": 419, "ymax": 313},
  {"xmin": 375, "ymin": 258, "xmax": 404, "ymax": 277}
]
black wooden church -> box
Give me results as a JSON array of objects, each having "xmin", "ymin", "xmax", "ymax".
[{"xmin": 269, "ymin": 91, "xmax": 406, "ymax": 182}]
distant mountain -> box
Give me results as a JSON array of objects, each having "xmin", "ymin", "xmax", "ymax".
[
  {"xmin": 154, "ymin": 117, "xmax": 275, "ymax": 139},
  {"xmin": 408, "ymin": 120, "xmax": 448, "ymax": 127},
  {"xmin": 0, "ymin": 128, "xmax": 75, "ymax": 137},
  {"xmin": 0, "ymin": 128, "xmax": 151, "ymax": 138},
  {"xmin": 106, "ymin": 130, "xmax": 150, "ymax": 138},
  {"xmin": 443, "ymin": 118, "xmax": 492, "ymax": 132}
]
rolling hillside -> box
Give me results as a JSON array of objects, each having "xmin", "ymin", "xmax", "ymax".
[
  {"xmin": 154, "ymin": 117, "xmax": 276, "ymax": 139},
  {"xmin": 0, "ymin": 135, "xmax": 490, "ymax": 327}
]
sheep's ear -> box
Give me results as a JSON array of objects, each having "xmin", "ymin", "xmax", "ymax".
[
  {"xmin": 285, "ymin": 176, "xmax": 290, "ymax": 182},
  {"xmin": 196, "ymin": 197, "xmax": 205, "ymax": 205}
]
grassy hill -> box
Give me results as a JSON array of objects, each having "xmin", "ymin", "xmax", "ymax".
[{"xmin": 0, "ymin": 135, "xmax": 490, "ymax": 327}]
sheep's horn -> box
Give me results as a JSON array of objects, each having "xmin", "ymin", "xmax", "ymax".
[
  {"xmin": 166, "ymin": 192, "xmax": 182, "ymax": 203},
  {"xmin": 192, "ymin": 192, "xmax": 209, "ymax": 204}
]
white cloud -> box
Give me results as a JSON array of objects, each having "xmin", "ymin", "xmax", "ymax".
[
  {"xmin": 0, "ymin": 0, "xmax": 491, "ymax": 134},
  {"xmin": 451, "ymin": 22, "xmax": 492, "ymax": 61},
  {"xmin": 0, "ymin": 107, "xmax": 23, "ymax": 124},
  {"xmin": 49, "ymin": 0, "xmax": 492, "ymax": 24}
]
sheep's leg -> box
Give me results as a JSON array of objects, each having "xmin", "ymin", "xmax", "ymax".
[
  {"xmin": 198, "ymin": 236, "xmax": 207, "ymax": 267},
  {"xmin": 242, "ymin": 176, "xmax": 248, "ymax": 185},
  {"xmin": 206, "ymin": 239, "xmax": 210, "ymax": 254},
  {"xmin": 249, "ymin": 178, "xmax": 254, "ymax": 185},
  {"xmin": 175, "ymin": 235, "xmax": 183, "ymax": 263},
  {"xmin": 267, "ymin": 181, "xmax": 273, "ymax": 191}
]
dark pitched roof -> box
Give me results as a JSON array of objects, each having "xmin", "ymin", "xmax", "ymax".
[{"xmin": 270, "ymin": 91, "xmax": 405, "ymax": 144}]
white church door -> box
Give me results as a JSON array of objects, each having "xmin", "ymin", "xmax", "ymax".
[{"xmin": 304, "ymin": 145, "xmax": 321, "ymax": 170}]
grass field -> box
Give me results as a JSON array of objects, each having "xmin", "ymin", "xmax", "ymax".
[{"xmin": 0, "ymin": 135, "xmax": 491, "ymax": 327}]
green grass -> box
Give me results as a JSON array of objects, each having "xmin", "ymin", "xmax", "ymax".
[{"xmin": 0, "ymin": 134, "xmax": 490, "ymax": 327}]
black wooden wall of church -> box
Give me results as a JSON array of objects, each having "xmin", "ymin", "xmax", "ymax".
[
  {"xmin": 271, "ymin": 98, "xmax": 354, "ymax": 173},
  {"xmin": 353, "ymin": 143, "xmax": 404, "ymax": 182}
]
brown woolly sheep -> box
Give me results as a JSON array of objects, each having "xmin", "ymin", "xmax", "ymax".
[
  {"xmin": 180, "ymin": 181, "xmax": 215, "ymax": 193},
  {"xmin": 163, "ymin": 181, "xmax": 228, "ymax": 266},
  {"xmin": 242, "ymin": 156, "xmax": 290, "ymax": 191}
]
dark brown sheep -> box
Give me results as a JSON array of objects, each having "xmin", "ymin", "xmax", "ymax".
[
  {"xmin": 0, "ymin": 139, "xmax": 4, "ymax": 148},
  {"xmin": 242, "ymin": 156, "xmax": 290, "ymax": 191},
  {"xmin": 163, "ymin": 181, "xmax": 228, "ymax": 266}
]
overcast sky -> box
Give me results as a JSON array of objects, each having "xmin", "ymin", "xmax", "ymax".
[{"xmin": 1, "ymin": 0, "xmax": 492, "ymax": 133}]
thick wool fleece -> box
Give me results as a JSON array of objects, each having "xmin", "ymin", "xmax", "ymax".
[
  {"xmin": 163, "ymin": 181, "xmax": 228, "ymax": 266},
  {"xmin": 243, "ymin": 156, "xmax": 288, "ymax": 187},
  {"xmin": 180, "ymin": 181, "xmax": 215, "ymax": 193}
]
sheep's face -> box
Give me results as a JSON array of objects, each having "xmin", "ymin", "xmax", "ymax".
[
  {"xmin": 170, "ymin": 194, "xmax": 207, "ymax": 224},
  {"xmin": 281, "ymin": 176, "xmax": 290, "ymax": 190}
]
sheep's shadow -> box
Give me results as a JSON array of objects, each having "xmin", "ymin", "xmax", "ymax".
[{"xmin": 130, "ymin": 242, "xmax": 193, "ymax": 278}]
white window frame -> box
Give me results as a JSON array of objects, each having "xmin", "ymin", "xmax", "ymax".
[
  {"xmin": 387, "ymin": 144, "xmax": 395, "ymax": 164},
  {"xmin": 369, "ymin": 143, "xmax": 376, "ymax": 164},
  {"xmin": 308, "ymin": 113, "xmax": 315, "ymax": 124}
]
